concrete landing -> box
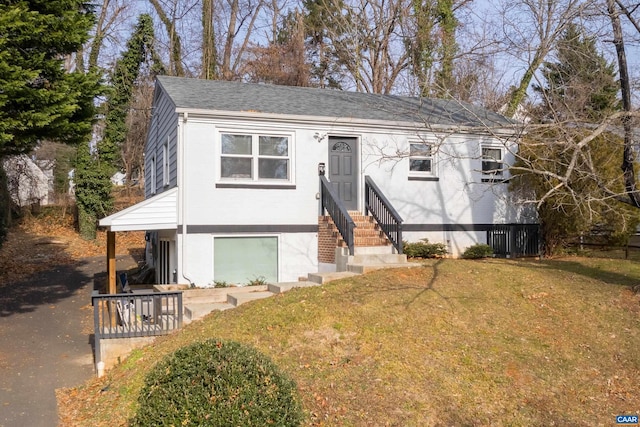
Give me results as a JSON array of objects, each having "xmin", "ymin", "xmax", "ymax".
[
  {"xmin": 347, "ymin": 262, "xmax": 421, "ymax": 274},
  {"xmin": 308, "ymin": 271, "xmax": 359, "ymax": 284}
]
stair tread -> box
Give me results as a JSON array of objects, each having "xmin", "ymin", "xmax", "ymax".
[
  {"xmin": 268, "ymin": 282, "xmax": 321, "ymax": 294},
  {"xmin": 227, "ymin": 291, "xmax": 275, "ymax": 306}
]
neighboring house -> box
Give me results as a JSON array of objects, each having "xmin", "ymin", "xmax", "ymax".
[
  {"xmin": 111, "ymin": 171, "xmax": 127, "ymax": 186},
  {"xmin": 2, "ymin": 154, "xmax": 51, "ymax": 207},
  {"xmin": 99, "ymin": 76, "xmax": 535, "ymax": 287}
]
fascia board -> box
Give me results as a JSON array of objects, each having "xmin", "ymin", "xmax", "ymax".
[{"xmin": 174, "ymin": 108, "xmax": 520, "ymax": 138}]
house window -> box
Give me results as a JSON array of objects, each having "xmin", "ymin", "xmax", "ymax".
[
  {"xmin": 150, "ymin": 155, "xmax": 156, "ymax": 194},
  {"xmin": 214, "ymin": 237, "xmax": 278, "ymax": 284},
  {"xmin": 481, "ymin": 147, "xmax": 504, "ymax": 182},
  {"xmin": 220, "ymin": 133, "xmax": 290, "ymax": 181},
  {"xmin": 163, "ymin": 137, "xmax": 170, "ymax": 186},
  {"xmin": 408, "ymin": 142, "xmax": 437, "ymax": 180}
]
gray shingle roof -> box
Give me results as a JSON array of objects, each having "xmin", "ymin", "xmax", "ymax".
[{"xmin": 157, "ymin": 76, "xmax": 514, "ymax": 128}]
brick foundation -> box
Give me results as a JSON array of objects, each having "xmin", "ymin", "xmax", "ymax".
[{"xmin": 317, "ymin": 213, "xmax": 391, "ymax": 264}]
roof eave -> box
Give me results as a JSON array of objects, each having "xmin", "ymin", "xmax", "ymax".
[{"xmin": 174, "ymin": 107, "xmax": 520, "ymax": 137}]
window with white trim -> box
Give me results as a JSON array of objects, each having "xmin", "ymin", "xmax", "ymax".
[
  {"xmin": 220, "ymin": 133, "xmax": 291, "ymax": 182},
  {"xmin": 481, "ymin": 146, "xmax": 504, "ymax": 182},
  {"xmin": 150, "ymin": 155, "xmax": 156, "ymax": 194},
  {"xmin": 408, "ymin": 141, "xmax": 436, "ymax": 179},
  {"xmin": 163, "ymin": 137, "xmax": 170, "ymax": 186}
]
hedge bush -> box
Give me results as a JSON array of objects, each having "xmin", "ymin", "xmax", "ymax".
[
  {"xmin": 461, "ymin": 243, "xmax": 494, "ymax": 259},
  {"xmin": 403, "ymin": 239, "xmax": 448, "ymax": 258},
  {"xmin": 131, "ymin": 339, "xmax": 304, "ymax": 427}
]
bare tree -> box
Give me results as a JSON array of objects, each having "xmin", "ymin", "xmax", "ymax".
[
  {"xmin": 149, "ymin": 0, "xmax": 188, "ymax": 76},
  {"xmin": 498, "ymin": 0, "xmax": 593, "ymax": 117},
  {"xmin": 89, "ymin": 0, "xmax": 132, "ymax": 71},
  {"xmin": 605, "ymin": 0, "xmax": 640, "ymax": 207},
  {"xmin": 321, "ymin": 0, "xmax": 410, "ymax": 93},
  {"xmin": 218, "ymin": 0, "xmax": 265, "ymax": 79},
  {"xmin": 242, "ymin": 11, "xmax": 310, "ymax": 85},
  {"xmin": 121, "ymin": 77, "xmax": 155, "ymax": 188}
]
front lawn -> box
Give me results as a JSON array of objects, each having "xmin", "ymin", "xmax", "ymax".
[{"xmin": 58, "ymin": 257, "xmax": 640, "ymax": 426}]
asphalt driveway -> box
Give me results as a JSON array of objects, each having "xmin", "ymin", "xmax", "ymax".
[{"xmin": 0, "ymin": 254, "xmax": 137, "ymax": 427}]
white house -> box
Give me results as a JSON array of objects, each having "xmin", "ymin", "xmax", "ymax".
[{"xmin": 99, "ymin": 76, "xmax": 535, "ymax": 288}]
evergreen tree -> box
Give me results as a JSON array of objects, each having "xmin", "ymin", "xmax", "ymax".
[
  {"xmin": 0, "ymin": 0, "xmax": 101, "ymax": 245},
  {"xmin": 534, "ymin": 24, "xmax": 619, "ymax": 122},
  {"xmin": 0, "ymin": 0, "xmax": 101, "ymax": 157},
  {"xmin": 74, "ymin": 141, "xmax": 112, "ymax": 240},
  {"xmin": 513, "ymin": 25, "xmax": 630, "ymax": 254},
  {"xmin": 302, "ymin": 0, "xmax": 344, "ymax": 89},
  {"xmin": 513, "ymin": 129, "xmax": 639, "ymax": 255}
]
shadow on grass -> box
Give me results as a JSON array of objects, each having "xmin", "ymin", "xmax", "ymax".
[
  {"xmin": 337, "ymin": 259, "xmax": 459, "ymax": 310},
  {"xmin": 486, "ymin": 256, "xmax": 640, "ymax": 288},
  {"xmin": 402, "ymin": 258, "xmax": 455, "ymax": 309}
]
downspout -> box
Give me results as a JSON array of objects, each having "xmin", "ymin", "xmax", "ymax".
[{"xmin": 179, "ymin": 112, "xmax": 194, "ymax": 286}]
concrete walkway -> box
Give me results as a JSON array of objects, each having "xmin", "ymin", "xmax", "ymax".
[{"xmin": 0, "ymin": 255, "xmax": 137, "ymax": 427}]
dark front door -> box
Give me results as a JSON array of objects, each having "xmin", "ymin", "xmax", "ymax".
[{"xmin": 328, "ymin": 137, "xmax": 358, "ymax": 211}]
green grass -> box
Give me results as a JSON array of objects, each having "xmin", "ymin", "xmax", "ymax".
[{"xmin": 58, "ymin": 257, "xmax": 640, "ymax": 426}]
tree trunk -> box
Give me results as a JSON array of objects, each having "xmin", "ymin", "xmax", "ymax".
[
  {"xmin": 505, "ymin": 50, "xmax": 542, "ymax": 117},
  {"xmin": 150, "ymin": 0, "xmax": 185, "ymax": 76},
  {"xmin": 606, "ymin": 0, "xmax": 640, "ymax": 207},
  {"xmin": 434, "ymin": 0, "xmax": 457, "ymax": 97},
  {"xmin": 0, "ymin": 160, "xmax": 13, "ymax": 246},
  {"xmin": 201, "ymin": 0, "xmax": 217, "ymax": 79}
]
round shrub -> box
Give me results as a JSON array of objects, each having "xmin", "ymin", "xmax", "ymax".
[
  {"xmin": 131, "ymin": 339, "xmax": 304, "ymax": 427},
  {"xmin": 461, "ymin": 243, "xmax": 494, "ymax": 259},
  {"xmin": 403, "ymin": 239, "xmax": 448, "ymax": 258}
]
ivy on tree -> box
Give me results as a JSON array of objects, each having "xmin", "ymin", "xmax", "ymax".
[
  {"xmin": 98, "ymin": 13, "xmax": 164, "ymax": 176},
  {"xmin": 75, "ymin": 13, "xmax": 163, "ymax": 239}
]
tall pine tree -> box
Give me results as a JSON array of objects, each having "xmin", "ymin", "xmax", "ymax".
[
  {"xmin": 513, "ymin": 24, "xmax": 634, "ymax": 254},
  {"xmin": 0, "ymin": 0, "xmax": 101, "ymax": 244},
  {"xmin": 0, "ymin": 1, "xmax": 100, "ymax": 156},
  {"xmin": 534, "ymin": 24, "xmax": 619, "ymax": 122}
]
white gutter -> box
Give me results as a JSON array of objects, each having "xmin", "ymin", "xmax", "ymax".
[{"xmin": 173, "ymin": 107, "xmax": 520, "ymax": 138}]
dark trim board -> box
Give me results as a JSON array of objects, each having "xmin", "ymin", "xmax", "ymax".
[
  {"xmin": 403, "ymin": 223, "xmax": 537, "ymax": 232},
  {"xmin": 408, "ymin": 176, "xmax": 439, "ymax": 182},
  {"xmin": 185, "ymin": 224, "xmax": 318, "ymax": 233},
  {"xmin": 215, "ymin": 183, "xmax": 296, "ymax": 189},
  {"xmin": 175, "ymin": 223, "xmax": 537, "ymax": 234}
]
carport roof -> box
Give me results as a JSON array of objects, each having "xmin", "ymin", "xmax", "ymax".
[{"xmin": 99, "ymin": 188, "xmax": 177, "ymax": 232}]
